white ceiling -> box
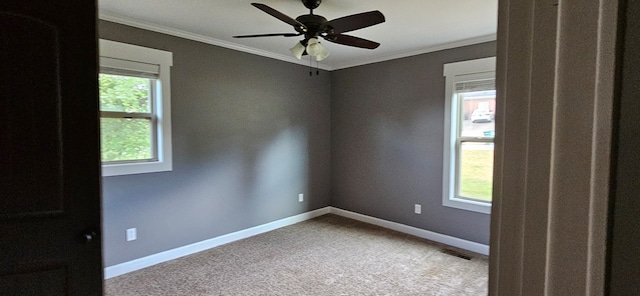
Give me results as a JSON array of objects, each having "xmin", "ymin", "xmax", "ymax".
[{"xmin": 98, "ymin": 0, "xmax": 498, "ymax": 70}]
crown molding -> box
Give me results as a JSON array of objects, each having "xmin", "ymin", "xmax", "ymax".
[
  {"xmin": 100, "ymin": 12, "xmax": 495, "ymax": 72},
  {"xmin": 330, "ymin": 34, "xmax": 498, "ymax": 71},
  {"xmin": 99, "ymin": 12, "xmax": 333, "ymax": 71}
]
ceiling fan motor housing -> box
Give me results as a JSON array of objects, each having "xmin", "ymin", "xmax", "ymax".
[
  {"xmin": 234, "ymin": 2, "xmax": 383, "ymax": 51},
  {"xmin": 302, "ymin": 0, "xmax": 321, "ymax": 10},
  {"xmin": 295, "ymin": 14, "xmax": 329, "ymax": 38}
]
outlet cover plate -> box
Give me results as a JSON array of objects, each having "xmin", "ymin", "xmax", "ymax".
[{"xmin": 126, "ymin": 228, "xmax": 137, "ymax": 241}]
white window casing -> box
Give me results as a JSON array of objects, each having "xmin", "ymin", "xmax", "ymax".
[
  {"xmin": 442, "ymin": 57, "xmax": 496, "ymax": 214},
  {"xmin": 99, "ymin": 39, "xmax": 173, "ymax": 177}
]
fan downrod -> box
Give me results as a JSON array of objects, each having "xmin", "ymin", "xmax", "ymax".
[{"xmin": 302, "ymin": 0, "xmax": 321, "ymax": 10}]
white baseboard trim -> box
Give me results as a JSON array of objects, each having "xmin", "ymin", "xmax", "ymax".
[
  {"xmin": 329, "ymin": 207, "xmax": 490, "ymax": 256},
  {"xmin": 104, "ymin": 207, "xmax": 331, "ymax": 279},
  {"xmin": 105, "ymin": 206, "xmax": 489, "ymax": 279}
]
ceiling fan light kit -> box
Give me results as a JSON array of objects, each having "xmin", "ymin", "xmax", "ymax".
[
  {"xmin": 314, "ymin": 46, "xmax": 329, "ymax": 61},
  {"xmin": 303, "ymin": 38, "xmax": 329, "ymax": 61},
  {"xmin": 290, "ymin": 42, "xmax": 306, "ymax": 59},
  {"xmin": 234, "ymin": 0, "xmax": 385, "ymax": 62}
]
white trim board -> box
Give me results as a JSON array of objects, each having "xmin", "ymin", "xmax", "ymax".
[
  {"xmin": 103, "ymin": 207, "xmax": 331, "ymax": 279},
  {"xmin": 104, "ymin": 206, "xmax": 489, "ymax": 279},
  {"xmin": 98, "ymin": 12, "xmax": 333, "ymax": 71},
  {"xmin": 99, "ymin": 12, "xmax": 496, "ymax": 72},
  {"xmin": 332, "ymin": 34, "xmax": 497, "ymax": 71},
  {"xmin": 329, "ymin": 208, "xmax": 490, "ymax": 256}
]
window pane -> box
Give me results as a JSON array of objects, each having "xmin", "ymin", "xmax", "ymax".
[
  {"xmin": 459, "ymin": 90, "xmax": 495, "ymax": 138},
  {"xmin": 100, "ymin": 118, "xmax": 153, "ymax": 162},
  {"xmin": 99, "ymin": 73, "xmax": 152, "ymax": 113},
  {"xmin": 458, "ymin": 142, "xmax": 494, "ymax": 202}
]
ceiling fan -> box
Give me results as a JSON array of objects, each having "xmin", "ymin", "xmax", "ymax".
[{"xmin": 233, "ymin": 0, "xmax": 385, "ymax": 61}]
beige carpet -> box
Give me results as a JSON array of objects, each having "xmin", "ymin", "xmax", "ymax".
[{"xmin": 105, "ymin": 214, "xmax": 488, "ymax": 295}]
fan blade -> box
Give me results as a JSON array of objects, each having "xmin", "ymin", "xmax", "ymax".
[
  {"xmin": 325, "ymin": 34, "xmax": 380, "ymax": 49},
  {"xmin": 326, "ymin": 11, "xmax": 385, "ymax": 34},
  {"xmin": 251, "ymin": 3, "xmax": 307, "ymax": 31},
  {"xmin": 234, "ymin": 33, "xmax": 302, "ymax": 38}
]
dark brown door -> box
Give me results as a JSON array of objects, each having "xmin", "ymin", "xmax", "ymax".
[
  {"xmin": 0, "ymin": 1, "xmax": 102, "ymax": 295},
  {"xmin": 607, "ymin": 0, "xmax": 640, "ymax": 294}
]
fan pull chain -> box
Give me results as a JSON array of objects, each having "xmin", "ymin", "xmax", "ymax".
[{"xmin": 308, "ymin": 56, "xmax": 320, "ymax": 76}]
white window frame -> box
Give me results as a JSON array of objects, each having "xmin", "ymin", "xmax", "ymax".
[
  {"xmin": 99, "ymin": 39, "xmax": 173, "ymax": 177},
  {"xmin": 442, "ymin": 57, "xmax": 496, "ymax": 214}
]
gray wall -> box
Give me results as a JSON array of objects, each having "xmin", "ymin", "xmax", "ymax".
[
  {"xmin": 330, "ymin": 42, "xmax": 496, "ymax": 245},
  {"xmin": 99, "ymin": 21, "xmax": 331, "ymax": 266}
]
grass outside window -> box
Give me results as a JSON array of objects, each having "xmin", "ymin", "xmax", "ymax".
[{"xmin": 458, "ymin": 144, "xmax": 494, "ymax": 202}]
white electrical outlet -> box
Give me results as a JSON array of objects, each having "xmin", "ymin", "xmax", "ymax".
[
  {"xmin": 298, "ymin": 193, "xmax": 304, "ymax": 202},
  {"xmin": 414, "ymin": 204, "xmax": 422, "ymax": 214},
  {"xmin": 126, "ymin": 228, "xmax": 137, "ymax": 241}
]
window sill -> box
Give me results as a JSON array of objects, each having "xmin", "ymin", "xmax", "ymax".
[
  {"xmin": 443, "ymin": 197, "xmax": 492, "ymax": 214},
  {"xmin": 101, "ymin": 160, "xmax": 172, "ymax": 177}
]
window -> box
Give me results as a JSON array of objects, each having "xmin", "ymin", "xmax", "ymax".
[
  {"xmin": 442, "ymin": 57, "xmax": 496, "ymax": 214},
  {"xmin": 99, "ymin": 39, "xmax": 173, "ymax": 176}
]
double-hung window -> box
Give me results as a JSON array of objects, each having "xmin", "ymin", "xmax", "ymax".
[
  {"xmin": 99, "ymin": 39, "xmax": 173, "ymax": 176},
  {"xmin": 442, "ymin": 57, "xmax": 496, "ymax": 214}
]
